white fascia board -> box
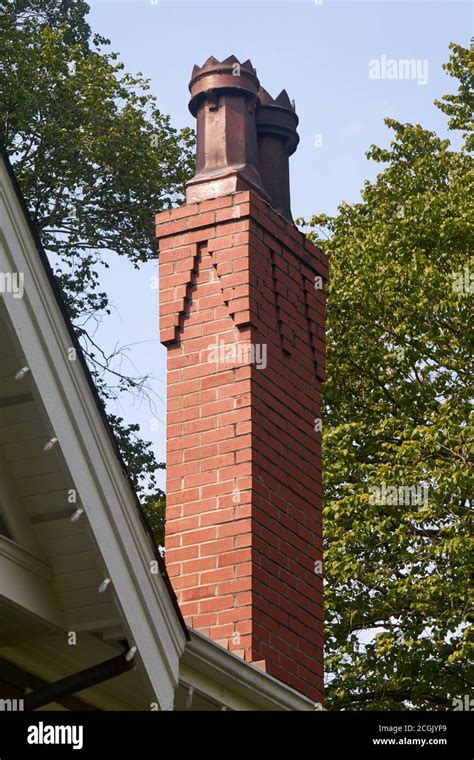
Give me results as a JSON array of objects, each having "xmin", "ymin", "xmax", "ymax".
[
  {"xmin": 182, "ymin": 631, "xmax": 320, "ymax": 711},
  {"xmin": 0, "ymin": 159, "xmax": 186, "ymax": 710}
]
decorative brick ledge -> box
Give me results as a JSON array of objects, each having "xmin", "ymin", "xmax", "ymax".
[{"xmin": 156, "ymin": 191, "xmax": 326, "ymax": 702}]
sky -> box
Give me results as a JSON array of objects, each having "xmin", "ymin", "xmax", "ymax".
[{"xmin": 83, "ymin": 0, "xmax": 471, "ymax": 491}]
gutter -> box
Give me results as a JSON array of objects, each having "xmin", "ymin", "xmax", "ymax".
[{"xmin": 181, "ymin": 630, "xmax": 322, "ymax": 712}]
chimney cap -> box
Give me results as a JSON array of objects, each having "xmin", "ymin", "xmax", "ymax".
[
  {"xmin": 188, "ymin": 55, "xmax": 259, "ymax": 117},
  {"xmin": 258, "ymin": 87, "xmax": 294, "ymax": 110},
  {"xmin": 256, "ymin": 87, "xmax": 300, "ymax": 156}
]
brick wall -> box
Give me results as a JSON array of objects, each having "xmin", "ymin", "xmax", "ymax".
[{"xmin": 156, "ymin": 190, "xmax": 327, "ymax": 702}]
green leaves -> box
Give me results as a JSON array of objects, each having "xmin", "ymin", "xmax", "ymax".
[
  {"xmin": 141, "ymin": 493, "xmax": 166, "ymax": 547},
  {"xmin": 0, "ymin": 2, "xmax": 195, "ymax": 497},
  {"xmin": 305, "ymin": 43, "xmax": 473, "ymax": 710},
  {"xmin": 1, "ymin": 3, "xmax": 195, "ymax": 318},
  {"xmin": 434, "ymin": 41, "xmax": 474, "ymax": 146}
]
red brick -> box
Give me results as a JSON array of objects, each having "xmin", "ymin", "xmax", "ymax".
[
  {"xmin": 200, "ymin": 538, "xmax": 234, "ymax": 557},
  {"xmin": 192, "ymin": 612, "xmax": 218, "ymax": 628},
  {"xmin": 200, "ymin": 567, "xmax": 234, "ymax": 584},
  {"xmin": 217, "ymin": 606, "xmax": 252, "ymax": 624},
  {"xmin": 217, "ymin": 519, "xmax": 251, "ymax": 539},
  {"xmin": 199, "ymin": 196, "xmax": 233, "ymax": 213},
  {"xmin": 172, "ymin": 574, "xmax": 199, "ymax": 590},
  {"xmin": 181, "ymin": 584, "xmax": 216, "ymax": 602},
  {"xmin": 217, "ymin": 578, "xmax": 251, "ymax": 595},
  {"xmin": 166, "ymin": 545, "xmax": 198, "ymax": 562},
  {"xmin": 200, "ymin": 508, "xmax": 234, "ymax": 527},
  {"xmin": 159, "ymin": 189, "xmax": 325, "ymax": 702},
  {"xmin": 182, "ymin": 556, "xmax": 217, "ymax": 574},
  {"xmin": 198, "ymin": 595, "xmax": 234, "ymax": 613},
  {"xmin": 166, "ymin": 508, "xmax": 199, "ymax": 536},
  {"xmin": 208, "ymin": 623, "xmax": 235, "ymax": 640},
  {"xmin": 181, "ymin": 527, "xmax": 217, "ymax": 546},
  {"xmin": 218, "ymin": 549, "xmax": 252, "ymax": 567}
]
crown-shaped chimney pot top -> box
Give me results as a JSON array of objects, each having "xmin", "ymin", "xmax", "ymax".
[
  {"xmin": 258, "ymin": 87, "xmax": 293, "ymax": 109},
  {"xmin": 255, "ymin": 86, "xmax": 299, "ymax": 222},
  {"xmin": 256, "ymin": 87, "xmax": 299, "ymax": 155},
  {"xmin": 188, "ymin": 55, "xmax": 260, "ymax": 116},
  {"xmin": 185, "ymin": 55, "xmax": 269, "ymax": 204},
  {"xmin": 185, "ymin": 56, "xmax": 300, "ymax": 219}
]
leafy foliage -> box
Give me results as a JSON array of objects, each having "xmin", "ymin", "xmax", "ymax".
[
  {"xmin": 434, "ymin": 42, "xmax": 473, "ymax": 148},
  {"xmin": 0, "ymin": 1, "xmax": 195, "ymax": 495},
  {"xmin": 141, "ymin": 493, "xmax": 166, "ymax": 547},
  {"xmin": 304, "ymin": 42, "xmax": 473, "ymax": 710}
]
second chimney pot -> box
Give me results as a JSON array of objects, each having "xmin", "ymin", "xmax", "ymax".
[{"xmin": 255, "ymin": 88, "xmax": 299, "ymax": 222}]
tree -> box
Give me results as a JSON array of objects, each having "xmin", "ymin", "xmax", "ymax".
[
  {"xmin": 304, "ymin": 42, "xmax": 473, "ymax": 710},
  {"xmin": 0, "ymin": 1, "xmax": 195, "ymax": 495},
  {"xmin": 141, "ymin": 493, "xmax": 166, "ymax": 547}
]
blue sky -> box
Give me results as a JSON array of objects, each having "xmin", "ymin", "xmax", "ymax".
[{"xmin": 84, "ymin": 0, "xmax": 471, "ymax": 490}]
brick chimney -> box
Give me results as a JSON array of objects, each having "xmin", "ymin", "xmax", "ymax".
[{"xmin": 155, "ymin": 56, "xmax": 327, "ymax": 703}]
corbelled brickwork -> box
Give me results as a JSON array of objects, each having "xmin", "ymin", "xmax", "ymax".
[{"xmin": 156, "ymin": 190, "xmax": 327, "ymax": 701}]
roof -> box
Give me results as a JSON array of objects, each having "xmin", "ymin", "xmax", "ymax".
[{"xmin": 0, "ymin": 141, "xmax": 187, "ymax": 637}]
